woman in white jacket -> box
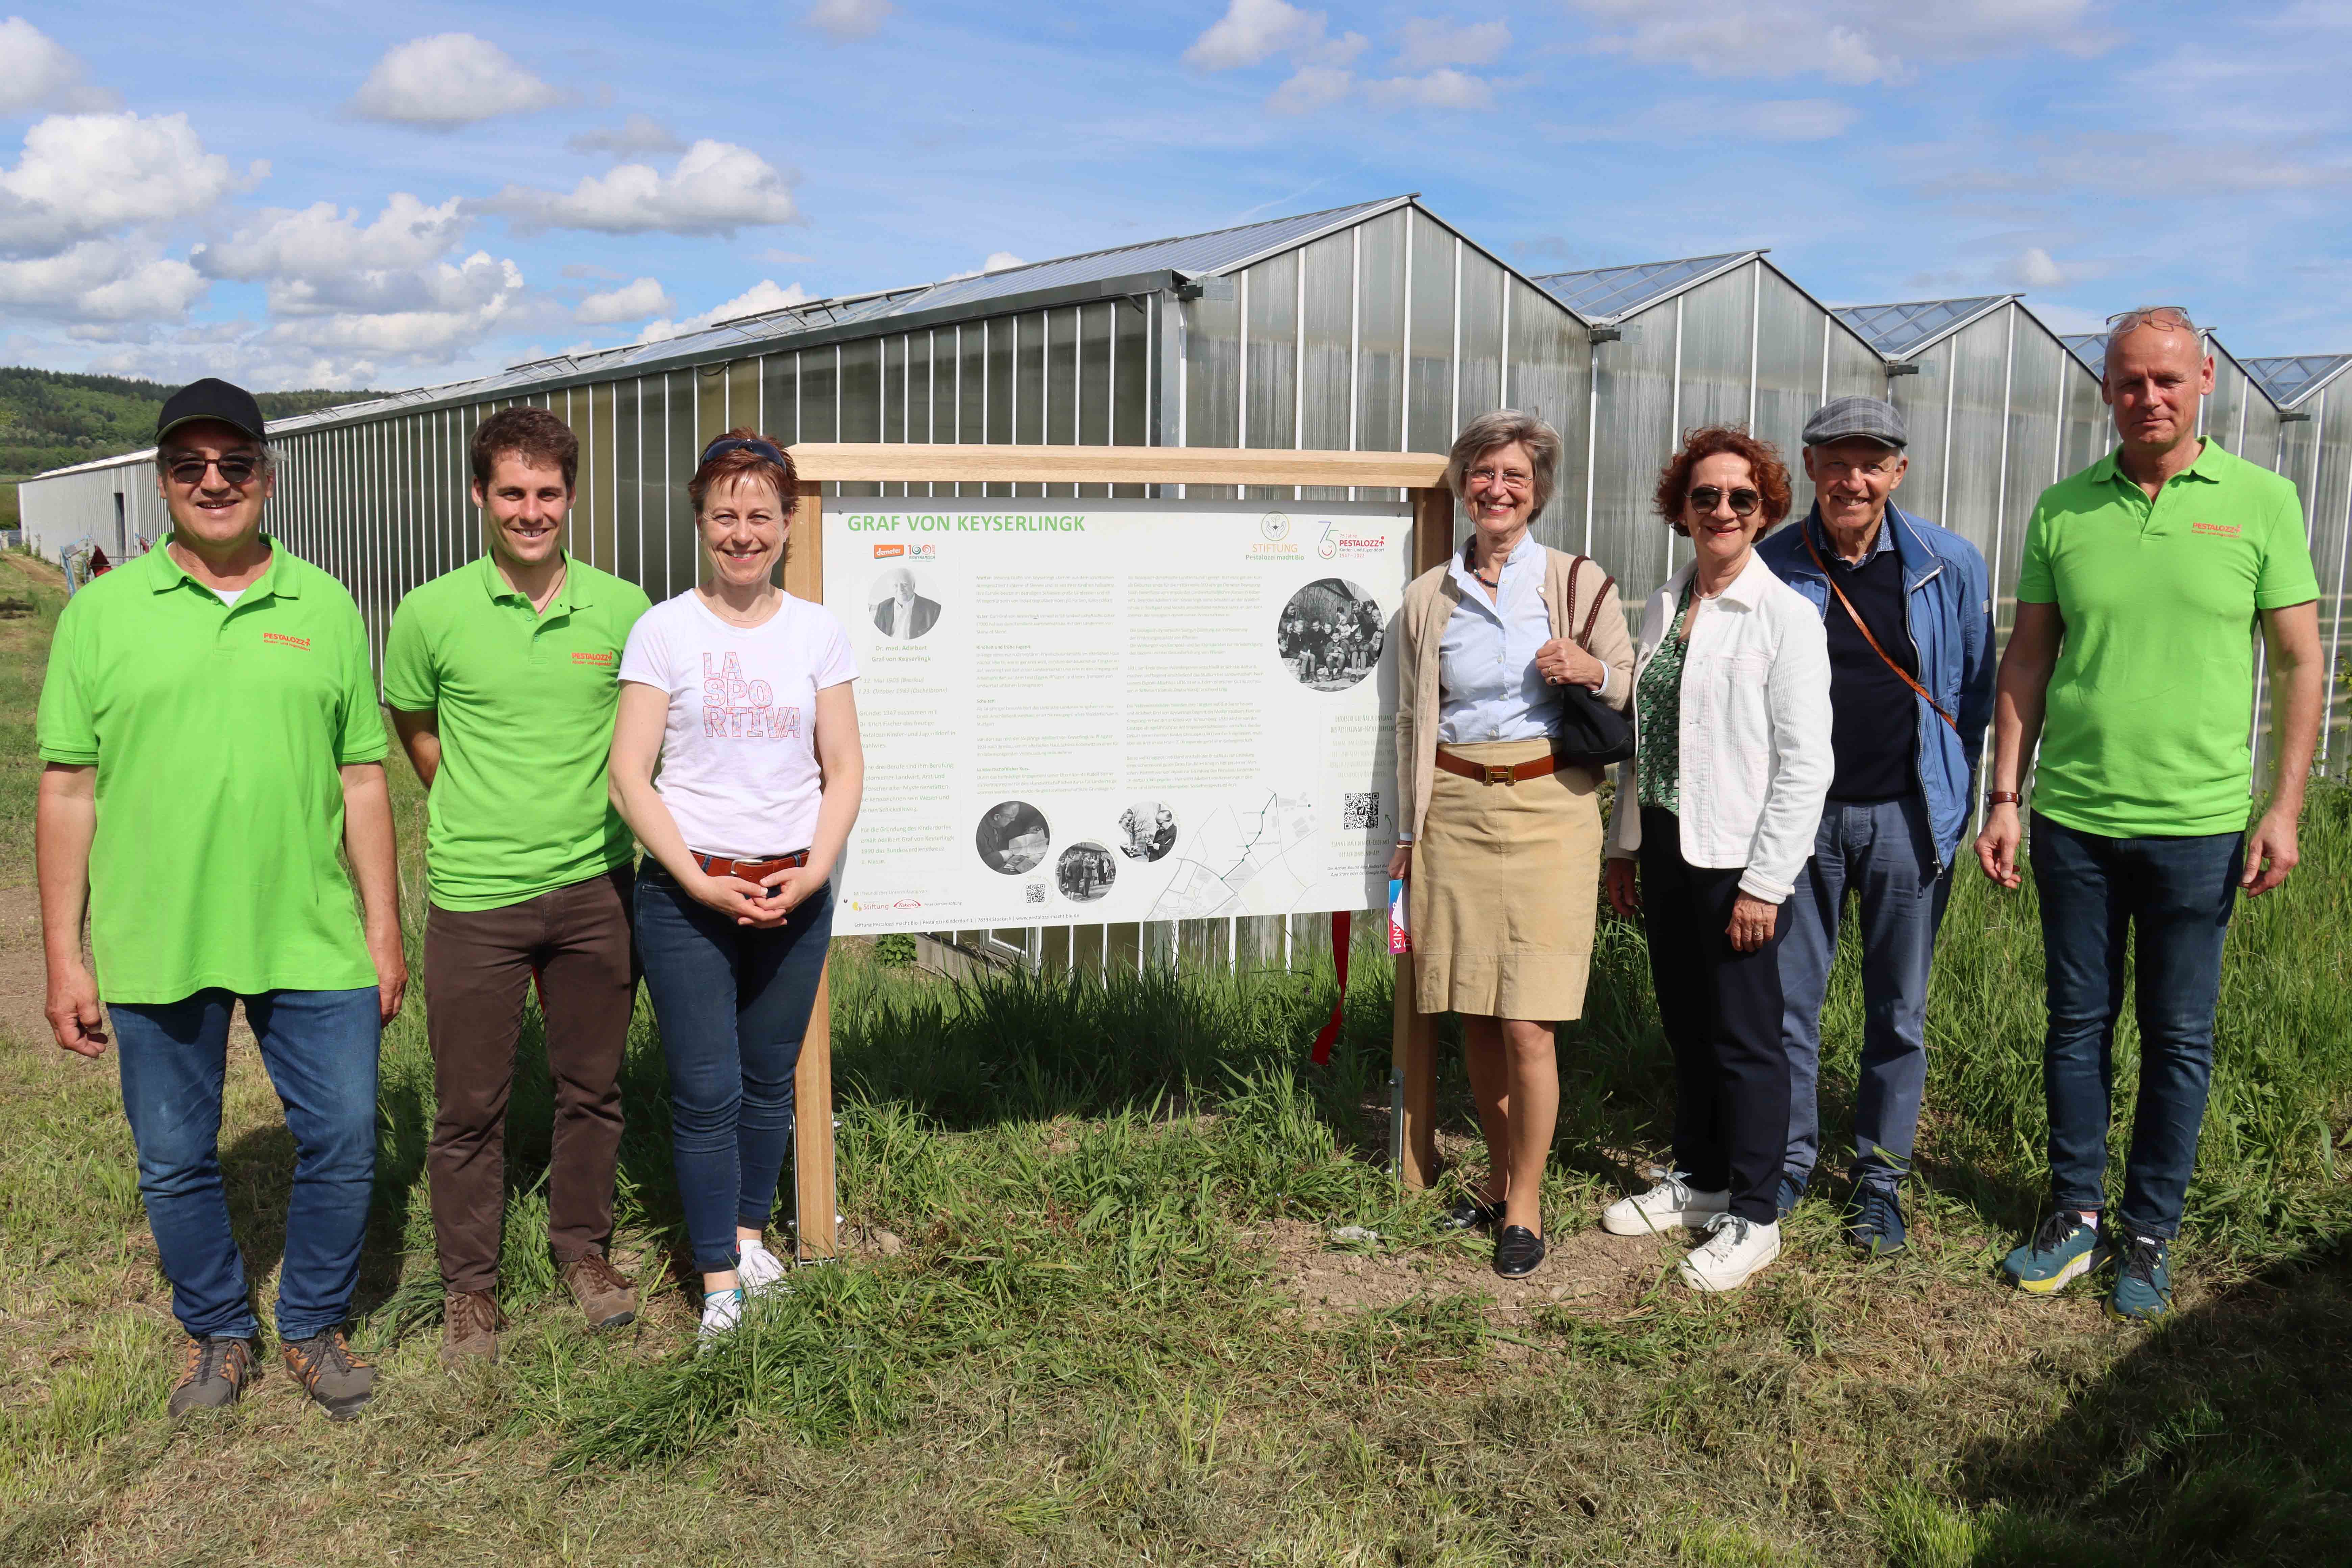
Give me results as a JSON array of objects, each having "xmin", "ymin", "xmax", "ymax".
[{"xmin": 1601, "ymin": 426, "xmax": 1832, "ymax": 1293}]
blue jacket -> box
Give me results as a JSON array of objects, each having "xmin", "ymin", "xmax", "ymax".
[{"xmin": 1756, "ymin": 501, "xmax": 1995, "ymax": 867}]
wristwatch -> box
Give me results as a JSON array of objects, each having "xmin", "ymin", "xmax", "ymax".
[{"xmin": 1986, "ymin": 790, "xmax": 2022, "ymax": 809}]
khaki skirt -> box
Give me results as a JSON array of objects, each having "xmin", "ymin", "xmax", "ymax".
[{"xmin": 1410, "ymin": 738, "xmax": 1604, "ymax": 1021}]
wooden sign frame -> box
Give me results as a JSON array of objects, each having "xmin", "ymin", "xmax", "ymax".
[{"xmin": 779, "ymin": 442, "xmax": 1453, "ymax": 1258}]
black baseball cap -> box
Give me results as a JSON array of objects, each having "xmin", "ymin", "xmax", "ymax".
[{"xmin": 156, "ymin": 377, "xmax": 267, "ymax": 445}]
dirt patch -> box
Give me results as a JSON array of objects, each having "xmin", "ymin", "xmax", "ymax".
[
  {"xmin": 1252, "ymin": 1216, "xmax": 1674, "ymax": 1325},
  {"xmin": 0, "ymin": 879, "xmax": 53, "ymax": 1051}
]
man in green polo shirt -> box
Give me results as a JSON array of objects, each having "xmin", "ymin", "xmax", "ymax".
[
  {"xmin": 1975, "ymin": 307, "xmax": 2323, "ymax": 1322},
  {"xmin": 384, "ymin": 406, "xmax": 650, "ymax": 1364},
  {"xmin": 38, "ymin": 377, "xmax": 403, "ymax": 1421}
]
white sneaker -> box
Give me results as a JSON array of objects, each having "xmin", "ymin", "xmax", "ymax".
[
  {"xmin": 1677, "ymin": 1214, "xmax": 1781, "ymax": 1293},
  {"xmin": 737, "ymin": 1241, "xmax": 793, "ymax": 1299},
  {"xmin": 1600, "ymin": 1172, "xmax": 1731, "ymax": 1236},
  {"xmin": 696, "ymin": 1287, "xmax": 743, "ymax": 1351}
]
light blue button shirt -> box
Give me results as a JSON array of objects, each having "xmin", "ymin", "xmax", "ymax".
[{"xmin": 1436, "ymin": 533, "xmax": 1608, "ymax": 743}]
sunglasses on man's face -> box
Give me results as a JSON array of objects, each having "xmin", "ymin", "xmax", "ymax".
[
  {"xmin": 166, "ymin": 454, "xmax": 264, "ymax": 489},
  {"xmin": 1687, "ymin": 485, "xmax": 1761, "ymax": 517}
]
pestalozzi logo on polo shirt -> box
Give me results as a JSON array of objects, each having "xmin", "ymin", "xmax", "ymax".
[
  {"xmin": 572, "ymin": 650, "xmax": 616, "ymax": 665},
  {"xmin": 2192, "ymin": 522, "xmax": 2242, "ymax": 538},
  {"xmin": 261, "ymin": 631, "xmax": 311, "ymax": 651}
]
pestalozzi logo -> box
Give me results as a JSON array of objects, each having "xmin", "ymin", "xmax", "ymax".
[
  {"xmin": 572, "ymin": 650, "xmax": 615, "ymax": 665},
  {"xmin": 261, "ymin": 631, "xmax": 311, "ymax": 651},
  {"xmin": 893, "ymin": 898, "xmax": 922, "ymax": 908},
  {"xmin": 1317, "ymin": 524, "xmax": 1337, "ymax": 560},
  {"xmin": 874, "ymin": 543, "xmax": 905, "ymax": 558}
]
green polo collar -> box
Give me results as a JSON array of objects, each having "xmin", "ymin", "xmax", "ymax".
[
  {"xmin": 145, "ymin": 532, "xmax": 299, "ymax": 600},
  {"xmin": 475, "ymin": 549, "xmax": 590, "ymax": 614},
  {"xmin": 2089, "ymin": 436, "xmax": 2234, "ymax": 491}
]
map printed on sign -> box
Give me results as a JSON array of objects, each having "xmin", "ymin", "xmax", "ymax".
[{"xmin": 823, "ymin": 498, "xmax": 1413, "ymax": 935}]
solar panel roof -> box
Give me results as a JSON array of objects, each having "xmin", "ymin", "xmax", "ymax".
[
  {"xmin": 1530, "ymin": 253, "xmax": 1753, "ymax": 321},
  {"xmin": 2243, "ymin": 354, "xmax": 2352, "ymax": 408},
  {"xmin": 1833, "ymin": 297, "xmax": 2013, "ymax": 358}
]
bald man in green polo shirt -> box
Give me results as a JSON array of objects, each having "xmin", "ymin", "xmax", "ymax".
[
  {"xmin": 38, "ymin": 378, "xmax": 403, "ymax": 1422},
  {"xmin": 1975, "ymin": 307, "xmax": 2324, "ymax": 1323},
  {"xmin": 383, "ymin": 407, "xmax": 650, "ymax": 1365}
]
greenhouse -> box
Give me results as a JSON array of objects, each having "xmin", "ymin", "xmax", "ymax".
[{"xmin": 22, "ymin": 193, "xmax": 2352, "ymax": 965}]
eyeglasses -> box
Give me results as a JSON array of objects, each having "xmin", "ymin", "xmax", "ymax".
[
  {"xmin": 2106, "ymin": 306, "xmax": 2196, "ymax": 334},
  {"xmin": 1466, "ymin": 466, "xmax": 1533, "ymax": 491},
  {"xmin": 1688, "ymin": 486, "xmax": 1762, "ymax": 516},
  {"xmin": 165, "ymin": 454, "xmax": 263, "ymax": 488}
]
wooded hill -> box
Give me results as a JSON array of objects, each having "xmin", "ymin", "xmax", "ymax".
[{"xmin": 0, "ymin": 367, "xmax": 376, "ymax": 479}]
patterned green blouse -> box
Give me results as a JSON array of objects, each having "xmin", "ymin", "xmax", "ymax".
[{"xmin": 1636, "ymin": 580, "xmax": 1698, "ymax": 812}]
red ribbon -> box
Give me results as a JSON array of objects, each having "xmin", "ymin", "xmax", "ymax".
[{"xmin": 1309, "ymin": 910, "xmax": 1351, "ymax": 1065}]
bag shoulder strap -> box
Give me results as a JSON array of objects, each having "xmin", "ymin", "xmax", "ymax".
[
  {"xmin": 1576, "ymin": 560, "xmax": 1616, "ymax": 647},
  {"xmin": 1802, "ymin": 529, "xmax": 1959, "ymax": 733}
]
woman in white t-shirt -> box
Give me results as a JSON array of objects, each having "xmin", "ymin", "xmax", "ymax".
[{"xmin": 609, "ymin": 428, "xmax": 864, "ymax": 1344}]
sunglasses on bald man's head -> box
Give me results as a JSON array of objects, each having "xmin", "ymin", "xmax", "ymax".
[{"xmin": 1687, "ymin": 485, "xmax": 1762, "ymax": 517}]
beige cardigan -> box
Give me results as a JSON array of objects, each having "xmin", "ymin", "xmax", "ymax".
[{"xmin": 1394, "ymin": 545, "xmax": 1637, "ymax": 843}]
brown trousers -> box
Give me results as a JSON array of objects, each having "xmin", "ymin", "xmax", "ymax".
[{"xmin": 424, "ymin": 865, "xmax": 636, "ymax": 1294}]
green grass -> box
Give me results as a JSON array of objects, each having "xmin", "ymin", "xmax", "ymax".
[{"xmin": 0, "ymin": 580, "xmax": 2347, "ymax": 1561}]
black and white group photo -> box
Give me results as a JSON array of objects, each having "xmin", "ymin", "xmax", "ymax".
[{"xmin": 1276, "ymin": 578, "xmax": 1383, "ymax": 692}]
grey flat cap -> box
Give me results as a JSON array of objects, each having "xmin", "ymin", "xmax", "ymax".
[{"xmin": 1803, "ymin": 395, "xmax": 1907, "ymax": 449}]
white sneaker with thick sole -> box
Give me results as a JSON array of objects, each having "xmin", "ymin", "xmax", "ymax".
[
  {"xmin": 1677, "ymin": 1214, "xmax": 1781, "ymax": 1292},
  {"xmin": 1601, "ymin": 1173, "xmax": 1731, "ymax": 1236},
  {"xmin": 696, "ymin": 1287, "xmax": 744, "ymax": 1351},
  {"xmin": 737, "ymin": 1241, "xmax": 793, "ymax": 1299}
]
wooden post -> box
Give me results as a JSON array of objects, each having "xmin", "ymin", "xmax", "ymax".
[
  {"xmin": 1390, "ymin": 483, "xmax": 1457, "ymax": 1190},
  {"xmin": 785, "ymin": 482, "xmax": 839, "ymax": 1260}
]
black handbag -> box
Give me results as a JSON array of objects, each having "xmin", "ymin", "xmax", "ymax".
[{"xmin": 1552, "ymin": 559, "xmax": 1634, "ymax": 766}]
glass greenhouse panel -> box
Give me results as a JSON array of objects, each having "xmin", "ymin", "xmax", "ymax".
[
  {"xmin": 1299, "ymin": 231, "xmax": 1354, "ymax": 500},
  {"xmin": 1753, "ymin": 270, "xmax": 1822, "ymax": 510},
  {"xmin": 1676, "ymin": 267, "xmax": 1756, "ymax": 437},
  {"xmin": 1355, "ymin": 210, "xmax": 1406, "ymax": 454},
  {"xmin": 763, "ymin": 354, "xmax": 799, "ymax": 444},
  {"xmin": 842, "ymin": 336, "xmax": 883, "ymax": 498},
  {"xmin": 1013, "ymin": 312, "xmax": 1045, "ymax": 497},
  {"xmin": 1827, "ymin": 326, "xmax": 1885, "ymax": 402},
  {"xmin": 2059, "ymin": 372, "xmax": 2109, "ymax": 480},
  {"xmin": 1937, "ymin": 311, "xmax": 2011, "ymax": 571},
  {"xmin": 801, "ymin": 347, "xmax": 839, "ymax": 444},
  {"xmin": 1456, "ymin": 245, "xmax": 1503, "ymax": 432},
  {"xmin": 615, "ymin": 378, "xmax": 642, "ymax": 588},
  {"xmin": 1077, "ymin": 305, "xmax": 1109, "ymax": 498},
  {"xmin": 666, "ymin": 368, "xmax": 697, "ymax": 600},
  {"xmin": 1997, "ymin": 326, "xmax": 2065, "ymax": 635},
  {"xmin": 985, "ymin": 317, "xmax": 1015, "ymax": 497},
  {"xmin": 697, "ymin": 367, "xmax": 728, "ymax": 458},
  {"xmin": 2308, "ymin": 388, "xmax": 2352, "ymax": 772},
  {"xmin": 1182, "ymin": 284, "xmax": 1240, "ymax": 499},
  {"xmin": 1242, "ymin": 249, "xmax": 1298, "ymax": 501},
  {"xmin": 1501, "ymin": 278, "xmax": 1587, "ymax": 550},
  {"xmin": 1405, "ymin": 213, "xmax": 1455, "ymax": 456},
  {"xmin": 1590, "ymin": 303, "xmax": 1681, "ymax": 621},
  {"xmin": 1889, "ymin": 339, "xmax": 1952, "ymax": 535},
  {"xmin": 1112, "ymin": 299, "xmax": 1150, "ymax": 497}
]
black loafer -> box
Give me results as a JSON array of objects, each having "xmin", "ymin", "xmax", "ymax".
[
  {"xmin": 1493, "ymin": 1225, "xmax": 1546, "ymax": 1278},
  {"xmin": 1438, "ymin": 1196, "xmax": 1503, "ymax": 1233}
]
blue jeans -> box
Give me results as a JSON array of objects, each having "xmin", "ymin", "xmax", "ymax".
[
  {"xmin": 2031, "ymin": 812, "xmax": 2242, "ymax": 1239},
  {"xmin": 634, "ymin": 862, "xmax": 833, "ymax": 1273},
  {"xmin": 1779, "ymin": 795, "xmax": 1948, "ymax": 1193},
  {"xmin": 110, "ymin": 988, "xmax": 382, "ymax": 1342}
]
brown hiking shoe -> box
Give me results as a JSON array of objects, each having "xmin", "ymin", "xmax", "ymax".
[
  {"xmin": 168, "ymin": 1335, "xmax": 256, "ymax": 1416},
  {"xmin": 561, "ymin": 1251, "xmax": 638, "ymax": 1330},
  {"xmin": 280, "ymin": 1330, "xmax": 376, "ymax": 1421},
  {"xmin": 440, "ymin": 1289, "xmax": 504, "ymax": 1366}
]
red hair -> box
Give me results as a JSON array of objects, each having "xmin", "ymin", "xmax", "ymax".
[{"xmin": 1653, "ymin": 425, "xmax": 1794, "ymax": 537}]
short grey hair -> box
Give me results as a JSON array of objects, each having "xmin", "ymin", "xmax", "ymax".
[{"xmin": 1444, "ymin": 410, "xmax": 1561, "ymax": 518}]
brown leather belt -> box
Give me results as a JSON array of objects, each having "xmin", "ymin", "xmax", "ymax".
[
  {"xmin": 692, "ymin": 849, "xmax": 810, "ymax": 883},
  {"xmin": 1435, "ymin": 748, "xmax": 1561, "ymax": 787}
]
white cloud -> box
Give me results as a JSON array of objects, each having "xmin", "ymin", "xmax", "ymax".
[
  {"xmin": 577, "ymin": 275, "xmax": 672, "ymax": 323},
  {"xmin": 1363, "ymin": 68, "xmax": 1494, "ymax": 111},
  {"xmin": 348, "ymin": 34, "xmax": 562, "ymax": 127},
  {"xmin": 2018, "ymin": 247, "xmax": 2068, "ymax": 289},
  {"xmin": 0, "ymin": 113, "xmax": 248, "ymax": 258},
  {"xmin": 984, "ymin": 251, "xmax": 1024, "ymax": 273},
  {"xmin": 487, "ymin": 140, "xmax": 804, "ymax": 235},
  {"xmin": 1747, "ymin": 98, "xmax": 1860, "ymax": 140},
  {"xmin": 1394, "ymin": 17, "xmax": 1510, "ymax": 72},
  {"xmin": 1564, "ymin": 0, "xmax": 2113, "ymax": 85},
  {"xmin": 1185, "ymin": 0, "xmax": 1365, "ymax": 71},
  {"xmin": 260, "ymin": 251, "xmax": 525, "ymax": 353},
  {"xmin": 641, "ymin": 277, "xmax": 810, "ymax": 341},
  {"xmin": 805, "ymin": 0, "xmax": 893, "ymax": 42},
  {"xmin": 0, "ymin": 240, "xmax": 205, "ymax": 320},
  {"xmin": 0, "ymin": 17, "xmax": 116, "ymax": 114},
  {"xmin": 1268, "ymin": 66, "xmax": 1355, "ymax": 115},
  {"xmin": 566, "ymin": 114, "xmax": 685, "ymax": 157},
  {"xmin": 197, "ymin": 194, "xmax": 469, "ymax": 284}
]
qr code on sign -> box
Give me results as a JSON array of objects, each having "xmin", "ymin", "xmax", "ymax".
[
  {"xmin": 1025, "ymin": 883, "xmax": 1046, "ymax": 904},
  {"xmin": 1342, "ymin": 792, "xmax": 1379, "ymax": 830}
]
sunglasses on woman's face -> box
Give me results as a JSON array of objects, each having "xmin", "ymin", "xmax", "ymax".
[{"xmin": 1687, "ymin": 486, "xmax": 1761, "ymax": 517}]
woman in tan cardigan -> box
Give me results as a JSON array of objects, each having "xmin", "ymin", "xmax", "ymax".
[{"xmin": 1390, "ymin": 410, "xmax": 1636, "ymax": 1276}]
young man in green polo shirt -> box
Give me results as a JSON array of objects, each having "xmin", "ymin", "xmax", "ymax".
[
  {"xmin": 38, "ymin": 378, "xmax": 404, "ymax": 1421},
  {"xmin": 384, "ymin": 407, "xmax": 651, "ymax": 1364},
  {"xmin": 1975, "ymin": 308, "xmax": 2324, "ymax": 1322}
]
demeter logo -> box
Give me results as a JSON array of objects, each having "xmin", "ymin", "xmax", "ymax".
[
  {"xmin": 261, "ymin": 632, "xmax": 311, "ymax": 651},
  {"xmin": 874, "ymin": 543, "xmax": 906, "ymax": 558}
]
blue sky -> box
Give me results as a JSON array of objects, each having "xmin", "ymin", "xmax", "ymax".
[{"xmin": 4, "ymin": 0, "xmax": 2348, "ymax": 391}]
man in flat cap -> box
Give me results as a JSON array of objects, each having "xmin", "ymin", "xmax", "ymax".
[
  {"xmin": 1758, "ymin": 395, "xmax": 1994, "ymax": 1254},
  {"xmin": 37, "ymin": 378, "xmax": 403, "ymax": 1421}
]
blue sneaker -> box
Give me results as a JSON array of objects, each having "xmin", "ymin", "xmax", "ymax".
[
  {"xmin": 2001, "ymin": 1211, "xmax": 2109, "ymax": 1294},
  {"xmin": 1775, "ymin": 1172, "xmax": 1808, "ymax": 1220},
  {"xmin": 2106, "ymin": 1233, "xmax": 2172, "ymax": 1322},
  {"xmin": 1847, "ymin": 1184, "xmax": 1907, "ymax": 1256}
]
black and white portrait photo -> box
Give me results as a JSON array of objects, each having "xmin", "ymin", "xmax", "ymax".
[
  {"xmin": 1276, "ymin": 579, "xmax": 1384, "ymax": 692},
  {"xmin": 869, "ymin": 565, "xmax": 942, "ymax": 641},
  {"xmin": 1117, "ymin": 801, "xmax": 1178, "ymax": 862},
  {"xmin": 1057, "ymin": 842, "xmax": 1115, "ymax": 902},
  {"xmin": 975, "ymin": 800, "xmax": 1051, "ymax": 875}
]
